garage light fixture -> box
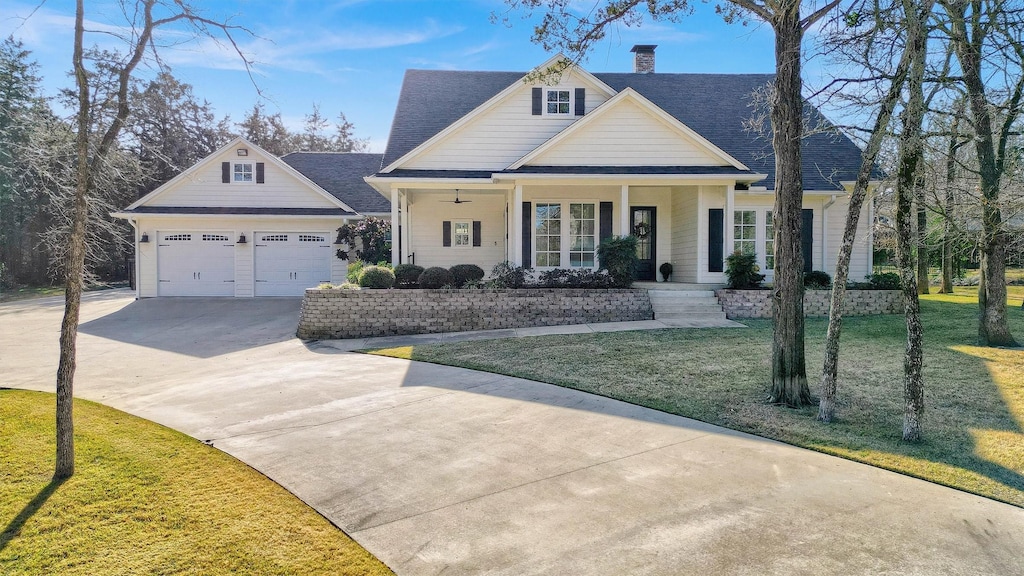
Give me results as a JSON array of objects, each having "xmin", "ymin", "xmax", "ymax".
[
  {"xmin": 139, "ymin": 233, "xmax": 150, "ymax": 243},
  {"xmin": 237, "ymin": 233, "xmax": 247, "ymax": 244},
  {"xmin": 237, "ymin": 148, "xmax": 248, "ymax": 156}
]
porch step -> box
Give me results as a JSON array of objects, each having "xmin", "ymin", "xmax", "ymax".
[{"xmin": 646, "ymin": 289, "xmax": 728, "ymax": 322}]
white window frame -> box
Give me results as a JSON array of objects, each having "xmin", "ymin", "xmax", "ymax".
[
  {"xmin": 732, "ymin": 208, "xmax": 775, "ymax": 276},
  {"xmin": 533, "ymin": 200, "xmax": 598, "ymax": 269},
  {"xmin": 233, "ymin": 162, "xmax": 254, "ymax": 183},
  {"xmin": 545, "ymin": 89, "xmax": 572, "ymax": 116},
  {"xmin": 453, "ymin": 221, "xmax": 472, "ymax": 248}
]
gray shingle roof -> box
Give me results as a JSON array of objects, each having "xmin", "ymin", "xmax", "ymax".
[
  {"xmin": 123, "ymin": 206, "xmax": 353, "ymax": 216},
  {"xmin": 280, "ymin": 152, "xmax": 390, "ymax": 214},
  {"xmin": 380, "ymin": 69, "xmax": 872, "ymax": 191}
]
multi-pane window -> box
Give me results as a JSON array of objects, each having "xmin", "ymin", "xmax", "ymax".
[
  {"xmin": 569, "ymin": 203, "xmax": 596, "ymax": 267},
  {"xmin": 546, "ymin": 90, "xmax": 570, "ymax": 115},
  {"xmin": 734, "ymin": 210, "xmax": 756, "ymax": 255},
  {"xmin": 764, "ymin": 211, "xmax": 775, "ymax": 270},
  {"xmin": 234, "ymin": 163, "xmax": 253, "ymax": 182},
  {"xmin": 535, "ymin": 203, "xmax": 562, "ymax": 267},
  {"xmin": 453, "ymin": 221, "xmax": 471, "ymax": 247}
]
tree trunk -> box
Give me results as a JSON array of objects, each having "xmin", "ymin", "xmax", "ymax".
[
  {"xmin": 819, "ymin": 6, "xmax": 922, "ymax": 421},
  {"xmin": 768, "ymin": 4, "xmax": 810, "ymax": 407},
  {"xmin": 939, "ymin": 114, "xmax": 960, "ymax": 294},
  {"xmin": 916, "ymin": 200, "xmax": 929, "ymax": 294}
]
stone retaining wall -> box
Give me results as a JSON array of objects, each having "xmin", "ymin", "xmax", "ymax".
[
  {"xmin": 297, "ymin": 288, "xmax": 654, "ymax": 339},
  {"xmin": 715, "ymin": 289, "xmax": 903, "ymax": 319}
]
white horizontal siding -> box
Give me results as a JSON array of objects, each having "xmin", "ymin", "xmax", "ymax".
[
  {"xmin": 529, "ymin": 99, "xmax": 725, "ymax": 167},
  {"xmin": 147, "ymin": 149, "xmax": 337, "ymax": 209},
  {"xmin": 671, "ymin": 186, "xmax": 700, "ymax": 283},
  {"xmin": 408, "ymin": 193, "xmax": 507, "ymax": 272},
  {"xmin": 824, "ymin": 194, "xmax": 872, "ymax": 283},
  {"xmin": 401, "ymin": 79, "xmax": 611, "ymax": 171}
]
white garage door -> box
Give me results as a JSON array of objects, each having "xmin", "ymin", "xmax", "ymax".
[
  {"xmin": 254, "ymin": 232, "xmax": 333, "ymax": 296},
  {"xmin": 157, "ymin": 232, "xmax": 236, "ymax": 296}
]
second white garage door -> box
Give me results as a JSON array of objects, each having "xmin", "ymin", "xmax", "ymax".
[{"xmin": 254, "ymin": 232, "xmax": 333, "ymax": 296}]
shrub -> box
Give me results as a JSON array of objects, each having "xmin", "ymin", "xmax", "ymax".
[
  {"xmin": 596, "ymin": 236, "xmax": 639, "ymax": 287},
  {"xmin": 538, "ymin": 268, "xmax": 615, "ymax": 288},
  {"xmin": 725, "ymin": 251, "xmax": 765, "ymax": 289},
  {"xmin": 338, "ymin": 282, "xmax": 360, "ymax": 290},
  {"xmin": 804, "ymin": 270, "xmax": 832, "ymax": 289},
  {"xmin": 346, "ymin": 260, "xmax": 366, "ymax": 284},
  {"xmin": 489, "ymin": 261, "xmax": 532, "ymax": 288},
  {"xmin": 449, "ymin": 264, "xmax": 485, "ymax": 288},
  {"xmin": 358, "ymin": 265, "xmax": 395, "ymax": 289},
  {"xmin": 418, "ymin": 266, "xmax": 455, "ymax": 289},
  {"xmin": 335, "ymin": 217, "xmax": 391, "ymax": 264},
  {"xmin": 393, "ymin": 264, "xmax": 424, "ymax": 288},
  {"xmin": 659, "ymin": 262, "xmax": 673, "ymax": 281},
  {"xmin": 866, "ymin": 272, "xmax": 901, "ymax": 290}
]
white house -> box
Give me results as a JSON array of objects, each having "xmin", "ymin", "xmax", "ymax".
[
  {"xmin": 366, "ymin": 47, "xmax": 874, "ymax": 284},
  {"xmin": 113, "ymin": 136, "xmax": 386, "ymax": 297}
]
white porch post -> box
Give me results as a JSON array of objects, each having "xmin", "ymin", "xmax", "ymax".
[
  {"xmin": 620, "ymin": 184, "xmax": 629, "ymax": 235},
  {"xmin": 512, "ymin": 185, "xmax": 523, "ymax": 265},
  {"xmin": 400, "ymin": 190, "xmax": 411, "ymax": 265},
  {"xmin": 390, "ymin": 186, "xmax": 400, "ymax": 265},
  {"xmin": 725, "ymin": 183, "xmax": 735, "ymax": 256}
]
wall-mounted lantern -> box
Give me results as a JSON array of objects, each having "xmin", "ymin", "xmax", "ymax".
[
  {"xmin": 139, "ymin": 233, "xmax": 150, "ymax": 243},
  {"xmin": 237, "ymin": 233, "xmax": 247, "ymax": 244}
]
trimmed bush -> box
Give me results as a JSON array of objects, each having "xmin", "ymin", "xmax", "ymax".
[
  {"xmin": 418, "ymin": 266, "xmax": 455, "ymax": 289},
  {"xmin": 597, "ymin": 236, "xmax": 639, "ymax": 287},
  {"xmin": 538, "ymin": 268, "xmax": 615, "ymax": 288},
  {"xmin": 866, "ymin": 272, "xmax": 901, "ymax": 290},
  {"xmin": 394, "ymin": 264, "xmax": 424, "ymax": 288},
  {"xmin": 725, "ymin": 251, "xmax": 765, "ymax": 289},
  {"xmin": 449, "ymin": 264, "xmax": 485, "ymax": 288},
  {"xmin": 804, "ymin": 270, "xmax": 832, "ymax": 289},
  {"xmin": 346, "ymin": 260, "xmax": 366, "ymax": 284},
  {"xmin": 489, "ymin": 261, "xmax": 531, "ymax": 288},
  {"xmin": 358, "ymin": 265, "xmax": 395, "ymax": 289}
]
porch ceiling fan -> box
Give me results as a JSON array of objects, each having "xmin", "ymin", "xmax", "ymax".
[{"xmin": 441, "ymin": 189, "xmax": 472, "ymax": 204}]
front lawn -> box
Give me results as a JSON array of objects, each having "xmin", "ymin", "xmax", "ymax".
[
  {"xmin": 368, "ymin": 287, "xmax": 1024, "ymax": 507},
  {"xmin": 0, "ymin": 390, "xmax": 393, "ymax": 575}
]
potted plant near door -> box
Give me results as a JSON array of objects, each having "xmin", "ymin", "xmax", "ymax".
[{"xmin": 659, "ymin": 262, "xmax": 673, "ymax": 282}]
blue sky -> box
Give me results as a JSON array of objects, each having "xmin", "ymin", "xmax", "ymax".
[{"xmin": 2, "ymin": 1, "xmax": 781, "ymax": 152}]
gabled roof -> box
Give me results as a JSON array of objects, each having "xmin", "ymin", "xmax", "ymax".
[
  {"xmin": 380, "ymin": 69, "xmax": 870, "ymax": 191},
  {"xmin": 281, "ymin": 152, "xmax": 389, "ymax": 214}
]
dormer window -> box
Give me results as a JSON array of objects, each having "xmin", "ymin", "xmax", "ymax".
[
  {"xmin": 546, "ymin": 89, "xmax": 571, "ymax": 115},
  {"xmin": 234, "ymin": 163, "xmax": 253, "ymax": 182}
]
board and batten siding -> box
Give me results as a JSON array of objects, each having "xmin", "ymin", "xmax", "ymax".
[
  {"xmin": 407, "ymin": 192, "xmax": 507, "ymax": 271},
  {"xmin": 670, "ymin": 186, "xmax": 700, "ymax": 283},
  {"xmin": 526, "ymin": 99, "xmax": 727, "ymax": 167},
  {"xmin": 134, "ymin": 216, "xmax": 347, "ymax": 298},
  {"xmin": 400, "ymin": 78, "xmax": 611, "ymax": 171},
  {"xmin": 146, "ymin": 149, "xmax": 339, "ymax": 209}
]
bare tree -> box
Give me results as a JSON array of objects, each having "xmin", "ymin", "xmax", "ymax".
[{"xmin": 55, "ymin": 0, "xmax": 253, "ymax": 479}]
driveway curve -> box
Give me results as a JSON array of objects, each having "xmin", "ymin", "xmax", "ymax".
[{"xmin": 3, "ymin": 291, "xmax": 1023, "ymax": 575}]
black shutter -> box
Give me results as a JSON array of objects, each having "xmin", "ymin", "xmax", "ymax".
[
  {"xmin": 575, "ymin": 88, "xmax": 585, "ymax": 116},
  {"xmin": 522, "ymin": 202, "xmax": 532, "ymax": 268},
  {"xmin": 802, "ymin": 209, "xmax": 814, "ymax": 273},
  {"xmin": 472, "ymin": 221, "xmax": 482, "ymax": 247},
  {"xmin": 221, "ymin": 161, "xmax": 230, "ymax": 183},
  {"xmin": 256, "ymin": 162, "xmax": 265, "ymax": 184},
  {"xmin": 442, "ymin": 221, "xmax": 451, "ymax": 247},
  {"xmin": 708, "ymin": 209, "xmax": 724, "ymax": 273},
  {"xmin": 532, "ymin": 87, "xmax": 542, "ymax": 115},
  {"xmin": 599, "ymin": 202, "xmax": 613, "ymax": 241}
]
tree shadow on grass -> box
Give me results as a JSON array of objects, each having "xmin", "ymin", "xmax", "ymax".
[{"xmin": 0, "ymin": 476, "xmax": 67, "ymax": 551}]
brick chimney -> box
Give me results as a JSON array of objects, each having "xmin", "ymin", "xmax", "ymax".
[{"xmin": 630, "ymin": 44, "xmax": 657, "ymax": 73}]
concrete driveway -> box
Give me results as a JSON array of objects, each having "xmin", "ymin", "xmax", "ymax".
[{"xmin": 3, "ymin": 291, "xmax": 1023, "ymax": 575}]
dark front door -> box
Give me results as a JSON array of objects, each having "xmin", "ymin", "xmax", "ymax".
[{"xmin": 631, "ymin": 206, "xmax": 656, "ymax": 281}]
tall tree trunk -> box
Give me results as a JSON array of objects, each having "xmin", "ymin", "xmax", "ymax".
[
  {"xmin": 916, "ymin": 200, "xmax": 930, "ymax": 294},
  {"xmin": 939, "ymin": 111, "xmax": 961, "ymax": 294},
  {"xmin": 55, "ymin": 0, "xmax": 91, "ymax": 480},
  {"xmin": 768, "ymin": 4, "xmax": 810, "ymax": 407},
  {"xmin": 819, "ymin": 6, "xmax": 922, "ymax": 421},
  {"xmin": 894, "ymin": 1, "xmax": 929, "ymax": 442}
]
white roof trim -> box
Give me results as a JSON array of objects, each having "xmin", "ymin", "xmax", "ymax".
[
  {"xmin": 125, "ymin": 136, "xmax": 356, "ymax": 213},
  {"xmin": 380, "ymin": 54, "xmax": 618, "ymax": 174},
  {"xmin": 507, "ymin": 88, "xmax": 749, "ymax": 171}
]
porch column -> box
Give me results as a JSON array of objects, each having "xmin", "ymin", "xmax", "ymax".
[
  {"xmin": 401, "ymin": 190, "xmax": 411, "ymax": 265},
  {"xmin": 725, "ymin": 183, "xmax": 735, "ymax": 256},
  {"xmin": 390, "ymin": 186, "xmax": 400, "ymax": 265},
  {"xmin": 620, "ymin": 184, "xmax": 629, "ymax": 235},
  {"xmin": 512, "ymin": 185, "xmax": 523, "ymax": 266}
]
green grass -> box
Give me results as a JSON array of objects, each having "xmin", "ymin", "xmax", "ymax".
[
  {"xmin": 0, "ymin": 286, "xmax": 64, "ymax": 303},
  {"xmin": 0, "ymin": 390, "xmax": 394, "ymax": 576},
  {"xmin": 368, "ymin": 286, "xmax": 1024, "ymax": 507}
]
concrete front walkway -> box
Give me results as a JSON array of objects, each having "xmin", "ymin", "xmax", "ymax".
[{"xmin": 3, "ymin": 291, "xmax": 1023, "ymax": 575}]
